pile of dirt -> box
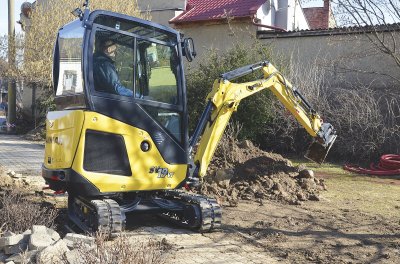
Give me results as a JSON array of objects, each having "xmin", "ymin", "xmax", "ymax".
[
  {"xmin": 200, "ymin": 140, "xmax": 326, "ymax": 206},
  {"xmin": 23, "ymin": 124, "xmax": 46, "ymax": 141}
]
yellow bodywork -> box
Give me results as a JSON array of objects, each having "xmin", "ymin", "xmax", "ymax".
[
  {"xmin": 44, "ymin": 111, "xmax": 187, "ymax": 193},
  {"xmin": 194, "ymin": 63, "xmax": 323, "ymax": 177}
]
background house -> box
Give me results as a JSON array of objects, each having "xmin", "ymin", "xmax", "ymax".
[
  {"xmin": 303, "ymin": 0, "xmax": 336, "ymax": 29},
  {"xmin": 169, "ymin": 0, "xmax": 310, "ymax": 59}
]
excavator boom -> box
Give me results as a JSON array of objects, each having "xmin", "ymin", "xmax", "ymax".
[{"xmin": 191, "ymin": 61, "xmax": 337, "ymax": 178}]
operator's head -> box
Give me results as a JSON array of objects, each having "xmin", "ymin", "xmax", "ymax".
[{"xmin": 96, "ymin": 38, "xmax": 117, "ymax": 58}]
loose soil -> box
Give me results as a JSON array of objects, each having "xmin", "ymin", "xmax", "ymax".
[
  {"xmin": 201, "ymin": 140, "xmax": 326, "ymax": 206},
  {"xmin": 199, "ymin": 140, "xmax": 400, "ymax": 263},
  {"xmin": 1, "ymin": 139, "xmax": 399, "ymax": 263}
]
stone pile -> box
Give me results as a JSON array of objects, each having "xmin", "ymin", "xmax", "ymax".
[{"xmin": 0, "ymin": 225, "xmax": 94, "ymax": 264}]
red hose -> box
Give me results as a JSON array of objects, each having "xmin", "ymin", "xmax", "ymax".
[{"xmin": 343, "ymin": 154, "xmax": 400, "ymax": 176}]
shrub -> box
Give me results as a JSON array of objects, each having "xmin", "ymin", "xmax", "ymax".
[
  {"xmin": 186, "ymin": 42, "xmax": 278, "ymax": 141},
  {"xmin": 67, "ymin": 232, "xmax": 168, "ymax": 264},
  {"xmin": 0, "ymin": 189, "xmax": 58, "ymax": 234}
]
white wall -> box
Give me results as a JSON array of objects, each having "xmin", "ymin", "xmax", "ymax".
[
  {"xmin": 256, "ymin": 0, "xmax": 309, "ymax": 31},
  {"xmin": 177, "ymin": 21, "xmax": 258, "ymax": 61}
]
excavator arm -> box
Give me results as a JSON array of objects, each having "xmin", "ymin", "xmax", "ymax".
[{"xmin": 189, "ymin": 61, "xmax": 337, "ymax": 178}]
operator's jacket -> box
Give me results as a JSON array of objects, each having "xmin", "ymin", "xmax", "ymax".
[{"xmin": 93, "ymin": 52, "xmax": 133, "ymax": 97}]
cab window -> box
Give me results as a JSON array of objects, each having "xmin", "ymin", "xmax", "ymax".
[{"xmin": 56, "ymin": 25, "xmax": 84, "ymax": 96}]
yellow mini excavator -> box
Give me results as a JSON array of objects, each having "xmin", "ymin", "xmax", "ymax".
[{"xmin": 43, "ymin": 2, "xmax": 336, "ymax": 235}]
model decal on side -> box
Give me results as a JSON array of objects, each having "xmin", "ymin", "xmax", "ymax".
[{"xmin": 149, "ymin": 166, "xmax": 174, "ymax": 178}]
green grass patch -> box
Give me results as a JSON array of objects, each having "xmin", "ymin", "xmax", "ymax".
[{"xmin": 291, "ymin": 158, "xmax": 400, "ymax": 219}]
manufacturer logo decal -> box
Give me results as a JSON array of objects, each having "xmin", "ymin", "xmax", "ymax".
[{"xmin": 149, "ymin": 166, "xmax": 174, "ymax": 178}]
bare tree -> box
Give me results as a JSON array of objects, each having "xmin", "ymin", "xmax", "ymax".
[
  {"xmin": 332, "ymin": 0, "xmax": 400, "ymax": 67},
  {"xmin": 23, "ymin": 0, "xmax": 142, "ymax": 88}
]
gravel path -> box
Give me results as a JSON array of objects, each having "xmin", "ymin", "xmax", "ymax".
[{"xmin": 0, "ymin": 134, "xmax": 44, "ymax": 175}]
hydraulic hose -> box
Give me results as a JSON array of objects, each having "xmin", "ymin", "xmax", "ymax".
[{"xmin": 343, "ymin": 154, "xmax": 400, "ymax": 176}]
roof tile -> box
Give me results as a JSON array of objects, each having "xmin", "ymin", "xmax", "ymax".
[{"xmin": 170, "ymin": 0, "xmax": 266, "ymax": 24}]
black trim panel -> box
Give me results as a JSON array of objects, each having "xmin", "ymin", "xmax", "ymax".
[{"xmin": 42, "ymin": 166, "xmax": 102, "ymax": 197}]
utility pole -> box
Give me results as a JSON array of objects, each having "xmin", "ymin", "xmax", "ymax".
[{"xmin": 7, "ymin": 0, "xmax": 17, "ymax": 133}]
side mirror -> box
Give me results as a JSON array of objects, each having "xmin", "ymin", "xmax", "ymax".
[{"xmin": 182, "ymin": 38, "xmax": 196, "ymax": 62}]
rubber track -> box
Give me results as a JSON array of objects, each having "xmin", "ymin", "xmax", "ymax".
[
  {"xmin": 90, "ymin": 200, "xmax": 111, "ymax": 234},
  {"xmin": 104, "ymin": 199, "xmax": 123, "ymax": 233},
  {"xmin": 87, "ymin": 199, "xmax": 123, "ymax": 236},
  {"xmin": 164, "ymin": 190, "xmax": 222, "ymax": 232}
]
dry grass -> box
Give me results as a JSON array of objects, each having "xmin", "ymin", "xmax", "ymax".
[
  {"xmin": 67, "ymin": 232, "xmax": 169, "ymax": 264},
  {"xmin": 292, "ymin": 159, "xmax": 400, "ymax": 219},
  {"xmin": 0, "ymin": 189, "xmax": 58, "ymax": 234}
]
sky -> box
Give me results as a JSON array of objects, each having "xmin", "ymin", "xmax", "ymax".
[
  {"xmin": 0, "ymin": 0, "xmax": 33, "ymax": 36},
  {"xmin": 300, "ymin": 0, "xmax": 324, "ymax": 8}
]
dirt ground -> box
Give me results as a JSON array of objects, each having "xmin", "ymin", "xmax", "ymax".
[
  {"xmin": 196, "ymin": 140, "xmax": 400, "ymax": 263},
  {"xmin": 1, "ymin": 139, "xmax": 399, "ymax": 263},
  {"xmin": 205, "ymin": 175, "xmax": 400, "ymax": 263}
]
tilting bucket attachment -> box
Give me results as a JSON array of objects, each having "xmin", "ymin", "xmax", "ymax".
[
  {"xmin": 305, "ymin": 123, "xmax": 337, "ymax": 164},
  {"xmin": 305, "ymin": 135, "xmax": 337, "ymax": 164}
]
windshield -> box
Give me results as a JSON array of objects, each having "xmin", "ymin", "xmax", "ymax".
[
  {"xmin": 92, "ymin": 29, "xmax": 179, "ymax": 104},
  {"xmin": 91, "ymin": 18, "xmax": 184, "ymax": 143}
]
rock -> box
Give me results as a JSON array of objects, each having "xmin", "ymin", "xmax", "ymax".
[
  {"xmin": 230, "ymin": 188, "xmax": 239, "ymax": 200},
  {"xmin": 5, "ymin": 250, "xmax": 37, "ymax": 264},
  {"xmin": 6, "ymin": 171, "xmax": 16, "ymax": 177},
  {"xmin": 308, "ymin": 194, "xmax": 320, "ymax": 201},
  {"xmin": 11, "ymin": 174, "xmax": 23, "ymax": 179},
  {"xmin": 297, "ymin": 192, "xmax": 307, "ymax": 201},
  {"xmin": 244, "ymin": 187, "xmax": 255, "ymax": 194},
  {"xmin": 261, "ymin": 178, "xmax": 274, "ymax": 189},
  {"xmin": 0, "ymin": 234, "xmax": 24, "ymax": 248},
  {"xmin": 36, "ymin": 239, "xmax": 69, "ymax": 264},
  {"xmin": 238, "ymin": 140, "xmax": 254, "ymax": 149},
  {"xmin": 32, "ymin": 225, "xmax": 47, "ymax": 234},
  {"xmin": 5, "ymin": 261, "xmax": 16, "ymax": 264},
  {"xmin": 298, "ymin": 169, "xmax": 314, "ymax": 179},
  {"xmin": 217, "ymin": 179, "xmax": 230, "ymax": 189},
  {"xmin": 4, "ymin": 243, "xmax": 28, "ymax": 255},
  {"xmin": 46, "ymin": 227, "xmax": 60, "ymax": 241},
  {"xmin": 65, "ymin": 249, "xmax": 85, "ymax": 264},
  {"xmin": 2, "ymin": 232, "xmax": 15, "ymax": 237},
  {"xmin": 296, "ymin": 164, "xmax": 307, "ymax": 172},
  {"xmin": 0, "ymin": 252, "xmax": 7, "ymax": 262},
  {"xmin": 241, "ymin": 194, "xmax": 253, "ymax": 200},
  {"xmin": 29, "ymin": 233, "xmax": 54, "ymax": 251},
  {"xmin": 215, "ymin": 169, "xmax": 234, "ymax": 182},
  {"xmin": 273, "ymin": 182, "xmax": 283, "ymax": 192},
  {"xmin": 255, "ymin": 191, "xmax": 265, "ymax": 199},
  {"xmin": 300, "ymin": 178, "xmax": 317, "ymax": 190},
  {"xmin": 63, "ymin": 233, "xmax": 95, "ymax": 249}
]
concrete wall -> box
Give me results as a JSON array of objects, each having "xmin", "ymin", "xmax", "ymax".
[
  {"xmin": 137, "ymin": 0, "xmax": 185, "ymax": 26},
  {"xmin": 259, "ymin": 31, "xmax": 400, "ymax": 90},
  {"xmin": 136, "ymin": 0, "xmax": 186, "ymax": 10},
  {"xmin": 175, "ymin": 21, "xmax": 258, "ymax": 61}
]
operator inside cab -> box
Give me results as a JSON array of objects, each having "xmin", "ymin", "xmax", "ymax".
[{"xmin": 93, "ymin": 38, "xmax": 133, "ymax": 96}]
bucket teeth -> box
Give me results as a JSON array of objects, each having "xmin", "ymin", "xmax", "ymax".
[{"xmin": 305, "ymin": 135, "xmax": 337, "ymax": 164}]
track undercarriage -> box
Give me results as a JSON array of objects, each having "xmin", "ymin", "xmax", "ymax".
[{"xmin": 68, "ymin": 190, "xmax": 222, "ymax": 236}]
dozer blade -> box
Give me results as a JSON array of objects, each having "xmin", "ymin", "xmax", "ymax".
[{"xmin": 304, "ymin": 135, "xmax": 337, "ymax": 164}]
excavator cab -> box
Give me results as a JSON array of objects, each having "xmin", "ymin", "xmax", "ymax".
[{"xmin": 50, "ymin": 11, "xmax": 191, "ymax": 188}]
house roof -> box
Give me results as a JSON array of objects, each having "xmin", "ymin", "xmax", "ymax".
[
  {"xmin": 170, "ymin": 0, "xmax": 266, "ymax": 24},
  {"xmin": 257, "ymin": 23, "xmax": 400, "ymax": 39}
]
